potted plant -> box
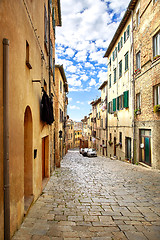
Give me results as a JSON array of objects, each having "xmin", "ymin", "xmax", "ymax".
[
  {"xmin": 153, "ymin": 105, "xmax": 160, "ymax": 113},
  {"xmin": 134, "ymin": 109, "xmax": 141, "ymax": 115},
  {"xmin": 108, "ymin": 140, "xmax": 113, "ymax": 146}
]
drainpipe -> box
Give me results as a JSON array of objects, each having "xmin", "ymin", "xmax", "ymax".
[
  {"xmin": 131, "ymin": 10, "xmax": 136, "ymax": 164},
  {"xmin": 48, "ymin": 0, "xmax": 51, "ymax": 97},
  {"xmin": 3, "ymin": 38, "xmax": 10, "ymax": 240}
]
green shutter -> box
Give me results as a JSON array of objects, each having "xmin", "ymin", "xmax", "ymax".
[
  {"xmin": 113, "ymin": 98, "xmax": 116, "ymax": 112},
  {"xmin": 124, "ymin": 31, "xmax": 126, "ymax": 42},
  {"xmin": 118, "ymin": 42, "xmax": 120, "ymax": 51},
  {"xmin": 108, "ymin": 103, "xmax": 110, "ymax": 113},
  {"xmin": 124, "ymin": 91, "xmax": 129, "ymax": 108},
  {"xmin": 117, "ymin": 97, "xmax": 119, "ymax": 110}
]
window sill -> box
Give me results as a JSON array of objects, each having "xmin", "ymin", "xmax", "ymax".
[
  {"xmin": 152, "ymin": 55, "xmax": 160, "ymax": 64},
  {"xmin": 135, "ymin": 69, "xmax": 141, "ymax": 75}
]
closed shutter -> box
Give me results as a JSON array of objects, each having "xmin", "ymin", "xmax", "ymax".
[
  {"xmin": 124, "ymin": 90, "xmax": 129, "ymax": 108},
  {"xmin": 117, "ymin": 97, "xmax": 119, "ymax": 110},
  {"xmin": 113, "ymin": 98, "xmax": 116, "ymax": 112}
]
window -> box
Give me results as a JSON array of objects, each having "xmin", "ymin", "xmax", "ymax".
[
  {"xmin": 113, "ymin": 98, "xmax": 116, "ymax": 112},
  {"xmin": 153, "ymin": 0, "xmax": 157, "ymax": 3},
  {"xmin": 108, "ymin": 57, "xmax": 111, "ymax": 66},
  {"xmin": 136, "ymin": 9, "xmax": 140, "ymax": 27},
  {"xmin": 127, "ymin": 25, "xmax": 130, "ymax": 38},
  {"xmin": 125, "ymin": 52, "xmax": 129, "ymax": 71},
  {"xmin": 154, "ymin": 84, "xmax": 160, "ymax": 105},
  {"xmin": 44, "ymin": 4, "xmax": 48, "ymax": 52},
  {"xmin": 26, "ymin": 41, "xmax": 32, "ymax": 69},
  {"xmin": 71, "ymin": 133, "xmax": 72, "ymax": 139},
  {"xmin": 136, "ymin": 52, "xmax": 141, "ymax": 70},
  {"xmin": 108, "ymin": 101, "xmax": 113, "ymax": 113},
  {"xmin": 109, "ymin": 74, "xmax": 111, "ymax": 88},
  {"xmin": 153, "ymin": 32, "xmax": 160, "ymax": 58},
  {"xmin": 136, "ymin": 93, "xmax": 141, "ymax": 109},
  {"xmin": 119, "ymin": 132, "xmax": 122, "ymax": 143},
  {"xmin": 124, "ymin": 31, "xmax": 126, "ymax": 43},
  {"xmin": 60, "ymin": 80, "xmax": 62, "ymax": 92},
  {"xmin": 124, "ymin": 90, "xmax": 129, "ymax": 108},
  {"xmin": 119, "ymin": 60, "xmax": 122, "ymax": 78},
  {"xmin": 50, "ymin": 40, "xmax": 53, "ymax": 71},
  {"xmin": 114, "ymin": 68, "xmax": 116, "ymax": 83},
  {"xmin": 110, "ymin": 133, "xmax": 112, "ymax": 141}
]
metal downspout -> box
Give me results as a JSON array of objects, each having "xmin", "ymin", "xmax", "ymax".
[
  {"xmin": 3, "ymin": 38, "xmax": 10, "ymax": 240},
  {"xmin": 131, "ymin": 10, "xmax": 136, "ymax": 164},
  {"xmin": 48, "ymin": 0, "xmax": 51, "ymax": 97}
]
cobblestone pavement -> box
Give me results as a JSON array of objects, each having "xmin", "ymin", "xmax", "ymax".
[{"xmin": 12, "ymin": 150, "xmax": 160, "ymax": 240}]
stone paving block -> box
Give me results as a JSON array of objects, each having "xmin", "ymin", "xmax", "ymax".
[
  {"xmin": 124, "ymin": 231, "xmax": 148, "ymax": 240},
  {"xmin": 118, "ymin": 224, "xmax": 137, "ymax": 231},
  {"xmin": 112, "ymin": 231, "xmax": 128, "ymax": 240},
  {"xmin": 68, "ymin": 216, "xmax": 84, "ymax": 221},
  {"xmin": 84, "ymin": 216, "xmax": 99, "ymax": 222},
  {"xmin": 58, "ymin": 221, "xmax": 76, "ymax": 226},
  {"xmin": 12, "ymin": 152, "xmax": 160, "ymax": 240}
]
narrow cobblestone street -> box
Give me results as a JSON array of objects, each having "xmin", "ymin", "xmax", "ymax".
[{"xmin": 13, "ymin": 150, "xmax": 160, "ymax": 240}]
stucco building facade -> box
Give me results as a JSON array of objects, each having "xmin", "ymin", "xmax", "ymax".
[{"xmin": 0, "ymin": 0, "xmax": 61, "ymax": 238}]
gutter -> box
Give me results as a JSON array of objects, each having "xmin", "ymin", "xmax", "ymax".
[{"xmin": 3, "ymin": 38, "xmax": 10, "ymax": 240}]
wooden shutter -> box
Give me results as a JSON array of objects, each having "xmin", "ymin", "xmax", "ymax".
[
  {"xmin": 117, "ymin": 97, "xmax": 119, "ymax": 110},
  {"xmin": 124, "ymin": 91, "xmax": 129, "ymax": 108},
  {"xmin": 113, "ymin": 98, "xmax": 116, "ymax": 112}
]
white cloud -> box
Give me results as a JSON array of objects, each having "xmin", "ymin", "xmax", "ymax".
[
  {"xmin": 76, "ymin": 101, "xmax": 84, "ymax": 104},
  {"xmin": 68, "ymin": 77, "xmax": 82, "ymax": 87},
  {"xmin": 65, "ymin": 48, "xmax": 75, "ymax": 57},
  {"xmin": 67, "ymin": 65, "xmax": 77, "ymax": 73},
  {"xmin": 97, "ymin": 70, "xmax": 107, "ymax": 85},
  {"xmin": 68, "ymin": 97, "xmax": 72, "ymax": 102},
  {"xmin": 69, "ymin": 87, "xmax": 91, "ymax": 92},
  {"xmin": 81, "ymin": 75, "xmax": 88, "ymax": 81},
  {"xmin": 70, "ymin": 105, "xmax": 80, "ymax": 110},
  {"xmin": 89, "ymin": 79, "xmax": 96, "ymax": 86}
]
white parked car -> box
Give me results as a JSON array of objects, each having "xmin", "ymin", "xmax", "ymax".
[
  {"xmin": 82, "ymin": 148, "xmax": 89, "ymax": 156},
  {"xmin": 87, "ymin": 148, "xmax": 97, "ymax": 157},
  {"xmin": 79, "ymin": 148, "xmax": 84, "ymax": 154}
]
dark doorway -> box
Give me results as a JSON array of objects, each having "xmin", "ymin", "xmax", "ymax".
[
  {"xmin": 114, "ymin": 137, "xmax": 116, "ymax": 156},
  {"xmin": 126, "ymin": 137, "xmax": 131, "ymax": 160}
]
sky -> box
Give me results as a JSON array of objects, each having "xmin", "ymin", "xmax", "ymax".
[{"xmin": 55, "ymin": 0, "xmax": 131, "ymax": 121}]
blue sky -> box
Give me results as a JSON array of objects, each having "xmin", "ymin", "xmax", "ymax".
[{"xmin": 55, "ymin": 0, "xmax": 130, "ymax": 121}]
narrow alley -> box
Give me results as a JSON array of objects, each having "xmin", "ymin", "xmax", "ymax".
[{"xmin": 12, "ymin": 150, "xmax": 160, "ymax": 240}]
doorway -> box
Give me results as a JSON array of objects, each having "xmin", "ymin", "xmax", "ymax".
[
  {"xmin": 114, "ymin": 137, "xmax": 116, "ymax": 156},
  {"xmin": 42, "ymin": 136, "xmax": 49, "ymax": 181},
  {"xmin": 24, "ymin": 106, "xmax": 33, "ymax": 213},
  {"xmin": 140, "ymin": 130, "xmax": 151, "ymax": 166},
  {"xmin": 126, "ymin": 137, "xmax": 131, "ymax": 161}
]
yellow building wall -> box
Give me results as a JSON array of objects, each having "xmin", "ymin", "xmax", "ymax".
[{"xmin": 0, "ymin": 0, "xmax": 56, "ymax": 237}]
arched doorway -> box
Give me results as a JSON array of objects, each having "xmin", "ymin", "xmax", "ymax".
[{"xmin": 24, "ymin": 106, "xmax": 33, "ymax": 213}]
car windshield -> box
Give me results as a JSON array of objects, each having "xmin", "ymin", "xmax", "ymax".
[{"xmin": 88, "ymin": 149, "xmax": 95, "ymax": 152}]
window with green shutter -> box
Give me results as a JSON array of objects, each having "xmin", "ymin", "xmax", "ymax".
[
  {"xmin": 125, "ymin": 52, "xmax": 129, "ymax": 71},
  {"xmin": 113, "ymin": 98, "xmax": 116, "ymax": 112},
  {"xmin": 117, "ymin": 97, "xmax": 119, "ymax": 110},
  {"xmin": 124, "ymin": 31, "xmax": 126, "ymax": 43},
  {"xmin": 124, "ymin": 90, "xmax": 129, "ymax": 108},
  {"xmin": 127, "ymin": 25, "xmax": 130, "ymax": 38},
  {"xmin": 118, "ymin": 42, "xmax": 120, "ymax": 52},
  {"xmin": 121, "ymin": 95, "xmax": 124, "ymax": 109},
  {"xmin": 119, "ymin": 60, "xmax": 122, "ymax": 78},
  {"xmin": 114, "ymin": 68, "xmax": 116, "ymax": 83},
  {"xmin": 109, "ymin": 74, "xmax": 111, "ymax": 88}
]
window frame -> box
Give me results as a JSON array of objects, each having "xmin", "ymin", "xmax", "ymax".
[
  {"xmin": 136, "ymin": 93, "xmax": 141, "ymax": 110},
  {"xmin": 125, "ymin": 51, "xmax": 129, "ymax": 71},
  {"xmin": 114, "ymin": 68, "xmax": 117, "ymax": 83},
  {"xmin": 136, "ymin": 51, "xmax": 141, "ymax": 70},
  {"xmin": 154, "ymin": 84, "xmax": 160, "ymax": 106},
  {"xmin": 119, "ymin": 60, "xmax": 122, "ymax": 78},
  {"xmin": 153, "ymin": 32, "xmax": 160, "ymax": 58}
]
